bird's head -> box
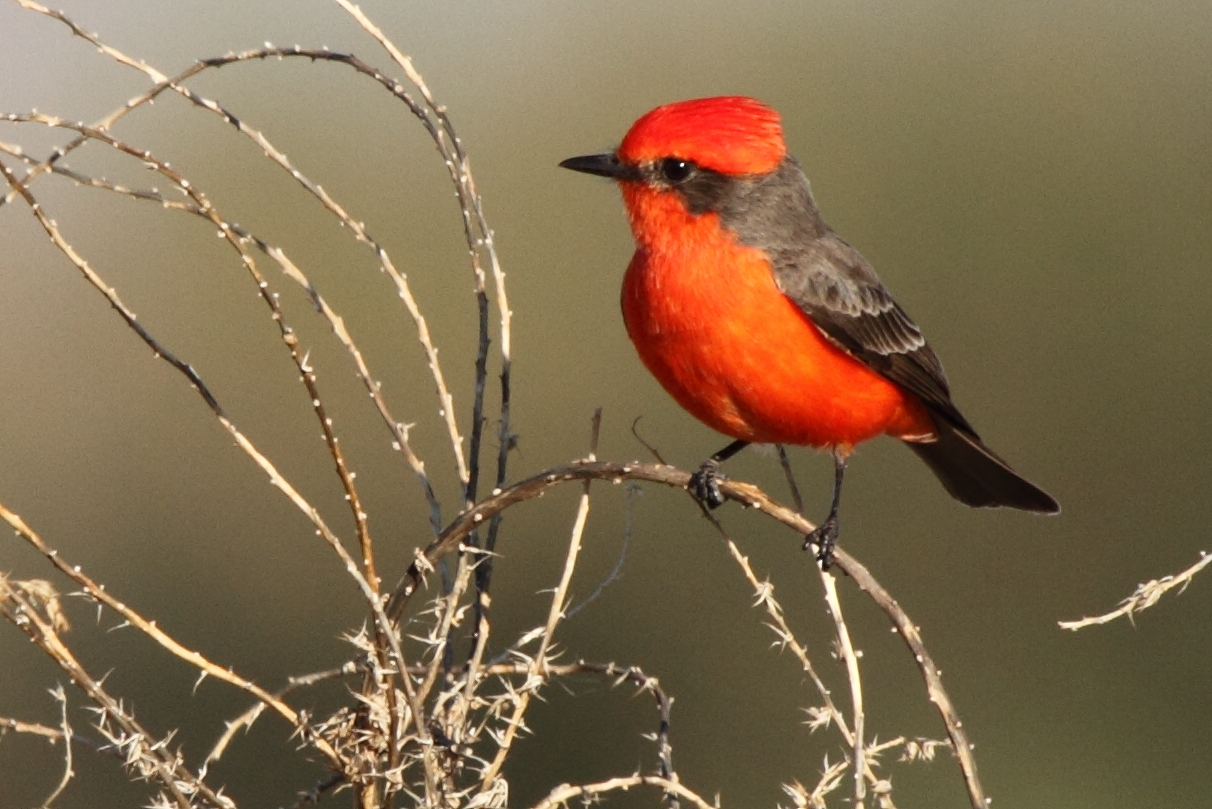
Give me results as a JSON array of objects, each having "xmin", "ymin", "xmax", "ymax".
[{"xmin": 560, "ymin": 96, "xmax": 789, "ymax": 250}]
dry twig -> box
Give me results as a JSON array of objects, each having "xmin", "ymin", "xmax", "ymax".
[
  {"xmin": 2, "ymin": 3, "xmax": 991, "ymax": 807},
  {"xmin": 2, "ymin": 577, "xmax": 232, "ymax": 809},
  {"xmin": 386, "ymin": 460, "xmax": 988, "ymax": 809},
  {"xmin": 1060, "ymin": 551, "xmax": 1211, "ymax": 630}
]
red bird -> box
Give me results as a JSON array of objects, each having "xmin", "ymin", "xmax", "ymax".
[{"xmin": 560, "ymin": 96, "xmax": 1058, "ymax": 565}]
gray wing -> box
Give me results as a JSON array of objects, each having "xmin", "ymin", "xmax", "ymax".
[{"xmin": 770, "ymin": 232, "xmax": 975, "ymax": 434}]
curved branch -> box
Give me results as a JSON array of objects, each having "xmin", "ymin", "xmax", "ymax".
[
  {"xmin": 529, "ymin": 775, "xmax": 715, "ymax": 809},
  {"xmin": 386, "ymin": 459, "xmax": 987, "ymax": 809}
]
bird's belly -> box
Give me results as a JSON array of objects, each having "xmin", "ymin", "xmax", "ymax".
[{"xmin": 622, "ymin": 249, "xmax": 930, "ymax": 449}]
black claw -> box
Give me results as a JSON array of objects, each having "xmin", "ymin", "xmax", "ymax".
[
  {"xmin": 803, "ymin": 516, "xmax": 839, "ymax": 570},
  {"xmin": 688, "ymin": 459, "xmax": 727, "ymax": 509},
  {"xmin": 688, "ymin": 440, "xmax": 749, "ymax": 510}
]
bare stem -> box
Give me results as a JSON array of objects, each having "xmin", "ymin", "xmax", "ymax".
[
  {"xmin": 37, "ymin": 685, "xmax": 73, "ymax": 809},
  {"xmin": 0, "ymin": 501, "xmax": 342, "ymax": 769},
  {"xmin": 386, "ymin": 459, "xmax": 988, "ymax": 809},
  {"xmin": 478, "ymin": 413, "xmax": 600, "ymax": 789},
  {"xmin": 822, "ymin": 572, "xmax": 866, "ymax": 809},
  {"xmin": 528, "ymin": 775, "xmax": 716, "ymax": 809},
  {"xmin": 1060, "ymin": 551, "xmax": 1212, "ymax": 630}
]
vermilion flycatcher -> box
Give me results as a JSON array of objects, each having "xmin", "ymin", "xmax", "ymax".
[{"xmin": 560, "ymin": 96, "xmax": 1058, "ymax": 566}]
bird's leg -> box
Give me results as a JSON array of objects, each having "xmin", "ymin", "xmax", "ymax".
[
  {"xmin": 688, "ymin": 439, "xmax": 750, "ymax": 508},
  {"xmin": 804, "ymin": 450, "xmax": 848, "ymax": 569}
]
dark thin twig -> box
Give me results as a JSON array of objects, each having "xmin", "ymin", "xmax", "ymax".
[
  {"xmin": 566, "ymin": 483, "xmax": 640, "ymax": 619},
  {"xmin": 776, "ymin": 444, "xmax": 805, "ymax": 515},
  {"xmin": 630, "ymin": 417, "xmax": 667, "ymax": 465},
  {"xmin": 287, "ymin": 772, "xmax": 345, "ymax": 809}
]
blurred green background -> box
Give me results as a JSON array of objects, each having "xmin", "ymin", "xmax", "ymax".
[{"xmin": 1, "ymin": 1, "xmax": 1210, "ymax": 807}]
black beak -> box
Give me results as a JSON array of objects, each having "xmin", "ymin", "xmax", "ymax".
[{"xmin": 559, "ymin": 152, "xmax": 639, "ymax": 181}]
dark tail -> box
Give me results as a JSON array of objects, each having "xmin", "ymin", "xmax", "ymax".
[{"xmin": 906, "ymin": 418, "xmax": 1060, "ymax": 514}]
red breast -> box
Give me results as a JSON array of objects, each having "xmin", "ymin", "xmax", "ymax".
[
  {"xmin": 615, "ymin": 98, "xmax": 934, "ymax": 449},
  {"xmin": 620, "ymin": 193, "xmax": 932, "ymax": 449}
]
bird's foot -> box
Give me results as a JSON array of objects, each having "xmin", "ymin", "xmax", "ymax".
[
  {"xmin": 803, "ymin": 516, "xmax": 839, "ymax": 570},
  {"xmin": 688, "ymin": 459, "xmax": 727, "ymax": 509}
]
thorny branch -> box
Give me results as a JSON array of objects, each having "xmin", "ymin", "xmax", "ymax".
[
  {"xmin": 714, "ymin": 505, "xmax": 901, "ymax": 805},
  {"xmin": 0, "ymin": 134, "xmax": 416, "ymax": 765},
  {"xmin": 2, "ymin": 4, "xmax": 505, "ymax": 802},
  {"xmin": 2, "ymin": 2, "xmax": 988, "ymax": 808},
  {"xmin": 1, "ymin": 577, "xmax": 233, "ymax": 809},
  {"xmin": 387, "ymin": 460, "xmax": 988, "ymax": 809},
  {"xmin": 478, "ymin": 410, "xmax": 601, "ymax": 791},
  {"xmin": 0, "ymin": 502, "xmax": 341, "ymax": 768},
  {"xmin": 821, "ymin": 573, "xmax": 866, "ymax": 809},
  {"xmin": 205, "ymin": 663, "xmax": 361, "ymax": 767},
  {"xmin": 1060, "ymin": 551, "xmax": 1211, "ymax": 630}
]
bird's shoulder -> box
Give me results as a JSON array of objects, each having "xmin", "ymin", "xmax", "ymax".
[
  {"xmin": 777, "ymin": 232, "xmax": 971, "ymax": 430},
  {"xmin": 716, "ymin": 161, "xmax": 969, "ymax": 429}
]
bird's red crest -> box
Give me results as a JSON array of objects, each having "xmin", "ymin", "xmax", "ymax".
[{"xmin": 618, "ymin": 96, "xmax": 786, "ymax": 177}]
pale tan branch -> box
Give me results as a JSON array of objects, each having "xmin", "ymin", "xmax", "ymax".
[
  {"xmin": 528, "ymin": 775, "xmax": 716, "ymax": 809},
  {"xmin": 821, "ymin": 573, "xmax": 866, "ymax": 809},
  {"xmin": 205, "ymin": 662, "xmax": 359, "ymax": 766},
  {"xmin": 1, "ymin": 578, "xmax": 228, "ymax": 808},
  {"xmin": 386, "ymin": 460, "xmax": 987, "ymax": 809},
  {"xmin": 0, "ymin": 501, "xmax": 342, "ymax": 770},
  {"xmin": 37, "ymin": 685, "xmax": 73, "ymax": 809},
  {"xmin": 0, "ymin": 716, "xmax": 68, "ymax": 742},
  {"xmin": 1060, "ymin": 551, "xmax": 1211, "ymax": 630}
]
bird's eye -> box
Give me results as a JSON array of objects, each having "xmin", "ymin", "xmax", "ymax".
[{"xmin": 659, "ymin": 158, "xmax": 693, "ymax": 183}]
